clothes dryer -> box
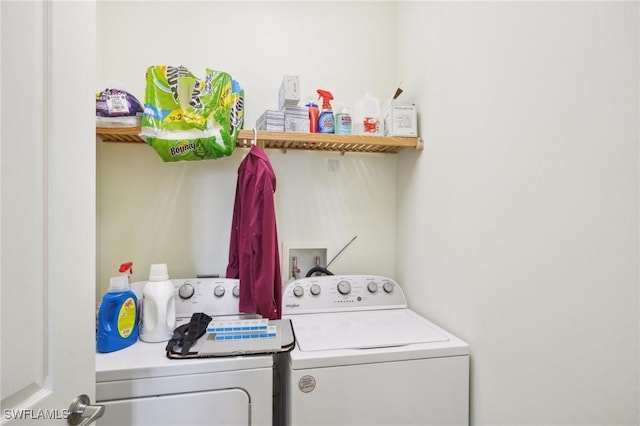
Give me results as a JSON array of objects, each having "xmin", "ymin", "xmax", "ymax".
[
  {"xmin": 282, "ymin": 275, "xmax": 469, "ymax": 426},
  {"xmin": 96, "ymin": 278, "xmax": 274, "ymax": 426}
]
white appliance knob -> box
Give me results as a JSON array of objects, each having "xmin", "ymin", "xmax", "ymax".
[
  {"xmin": 214, "ymin": 285, "xmax": 226, "ymax": 297},
  {"xmin": 232, "ymin": 285, "xmax": 240, "ymax": 297},
  {"xmin": 337, "ymin": 280, "xmax": 351, "ymax": 295},
  {"xmin": 383, "ymin": 281, "xmax": 394, "ymax": 293},
  {"xmin": 293, "ymin": 286, "xmax": 304, "ymax": 297},
  {"xmin": 178, "ymin": 283, "xmax": 195, "ymax": 299},
  {"xmin": 310, "ymin": 284, "xmax": 321, "ymax": 296},
  {"xmin": 367, "ymin": 282, "xmax": 378, "ymax": 293}
]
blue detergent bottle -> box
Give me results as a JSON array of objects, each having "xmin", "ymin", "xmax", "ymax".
[{"xmin": 97, "ymin": 275, "xmax": 139, "ymax": 353}]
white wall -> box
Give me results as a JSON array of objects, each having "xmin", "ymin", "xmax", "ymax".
[
  {"xmin": 396, "ymin": 2, "xmax": 639, "ymax": 425},
  {"xmin": 96, "ymin": 2, "xmax": 398, "ymax": 292}
]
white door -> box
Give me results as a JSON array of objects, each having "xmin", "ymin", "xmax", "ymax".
[{"xmin": 1, "ymin": 1, "xmax": 97, "ymax": 424}]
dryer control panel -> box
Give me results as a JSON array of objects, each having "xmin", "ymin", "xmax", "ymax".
[
  {"xmin": 283, "ymin": 275, "xmax": 408, "ymax": 314},
  {"xmin": 132, "ymin": 278, "xmax": 243, "ymax": 318}
]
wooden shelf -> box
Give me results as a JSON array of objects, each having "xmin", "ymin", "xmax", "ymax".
[{"xmin": 96, "ymin": 127, "xmax": 423, "ymax": 154}]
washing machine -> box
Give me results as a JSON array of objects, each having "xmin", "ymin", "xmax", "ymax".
[
  {"xmin": 96, "ymin": 278, "xmax": 274, "ymax": 426},
  {"xmin": 281, "ymin": 275, "xmax": 470, "ymax": 426}
]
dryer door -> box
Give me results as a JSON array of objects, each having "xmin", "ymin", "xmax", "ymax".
[{"xmin": 97, "ymin": 388, "xmax": 250, "ymax": 426}]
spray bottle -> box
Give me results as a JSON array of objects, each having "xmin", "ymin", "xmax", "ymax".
[
  {"xmin": 316, "ymin": 89, "xmax": 335, "ymax": 134},
  {"xmin": 119, "ymin": 261, "xmax": 133, "ymax": 281},
  {"xmin": 305, "ymin": 98, "xmax": 319, "ymax": 133}
]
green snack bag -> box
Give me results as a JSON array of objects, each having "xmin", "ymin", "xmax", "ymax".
[{"xmin": 140, "ymin": 65, "xmax": 237, "ymax": 162}]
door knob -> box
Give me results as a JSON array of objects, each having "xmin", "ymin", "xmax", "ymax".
[{"xmin": 67, "ymin": 394, "xmax": 105, "ymax": 426}]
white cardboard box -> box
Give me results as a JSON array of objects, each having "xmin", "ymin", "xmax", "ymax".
[
  {"xmin": 383, "ymin": 104, "xmax": 417, "ymax": 137},
  {"xmin": 285, "ymin": 115, "xmax": 310, "ymax": 133},
  {"xmin": 278, "ymin": 75, "xmax": 300, "ymax": 110}
]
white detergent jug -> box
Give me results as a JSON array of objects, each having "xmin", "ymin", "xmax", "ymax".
[
  {"xmin": 140, "ymin": 263, "xmax": 176, "ymax": 342},
  {"xmin": 353, "ymin": 92, "xmax": 381, "ymax": 135}
]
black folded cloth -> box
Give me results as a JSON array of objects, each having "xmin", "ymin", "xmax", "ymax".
[{"xmin": 166, "ymin": 312, "xmax": 212, "ymax": 355}]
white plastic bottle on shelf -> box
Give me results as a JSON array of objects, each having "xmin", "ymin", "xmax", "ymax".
[
  {"xmin": 139, "ymin": 263, "xmax": 176, "ymax": 342},
  {"xmin": 353, "ymin": 92, "xmax": 381, "ymax": 135},
  {"xmin": 361, "ymin": 92, "xmax": 381, "ymax": 135}
]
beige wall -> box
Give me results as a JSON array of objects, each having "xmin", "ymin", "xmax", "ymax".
[{"xmin": 96, "ymin": 1, "xmax": 399, "ymax": 291}]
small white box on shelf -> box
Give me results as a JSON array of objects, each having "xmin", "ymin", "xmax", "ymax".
[
  {"xmin": 383, "ymin": 104, "xmax": 417, "ymax": 137},
  {"xmin": 278, "ymin": 75, "xmax": 300, "ymax": 110},
  {"xmin": 285, "ymin": 116, "xmax": 310, "ymax": 133}
]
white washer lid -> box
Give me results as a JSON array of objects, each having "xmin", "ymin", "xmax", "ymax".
[{"xmin": 293, "ymin": 309, "xmax": 449, "ymax": 351}]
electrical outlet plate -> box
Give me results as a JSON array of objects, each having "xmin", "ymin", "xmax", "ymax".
[{"xmin": 282, "ymin": 241, "xmax": 333, "ymax": 282}]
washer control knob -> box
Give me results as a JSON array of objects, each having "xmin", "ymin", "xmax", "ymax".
[
  {"xmin": 310, "ymin": 284, "xmax": 321, "ymax": 296},
  {"xmin": 178, "ymin": 283, "xmax": 195, "ymax": 300},
  {"xmin": 383, "ymin": 281, "xmax": 394, "ymax": 293},
  {"xmin": 232, "ymin": 285, "xmax": 240, "ymax": 297},
  {"xmin": 293, "ymin": 286, "xmax": 304, "ymax": 297},
  {"xmin": 214, "ymin": 285, "xmax": 226, "ymax": 297},
  {"xmin": 337, "ymin": 280, "xmax": 351, "ymax": 295},
  {"xmin": 367, "ymin": 282, "xmax": 378, "ymax": 293}
]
